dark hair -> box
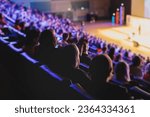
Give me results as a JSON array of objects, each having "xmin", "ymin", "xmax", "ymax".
[
  {"xmin": 89, "ymin": 54, "xmax": 113, "ymax": 82},
  {"xmin": 60, "ymin": 44, "xmax": 80, "ymax": 69},
  {"xmin": 0, "ymin": 13, "xmax": 3, "ymax": 19},
  {"xmin": 108, "ymin": 47, "xmax": 115, "ymax": 60},
  {"xmin": 63, "ymin": 33, "xmax": 69, "ymax": 41},
  {"xmin": 132, "ymin": 56, "xmax": 142, "ymax": 66},
  {"xmin": 115, "ymin": 54, "xmax": 122, "ymax": 62},
  {"xmin": 39, "ymin": 29, "xmax": 57, "ymax": 48},
  {"xmin": 77, "ymin": 38, "xmax": 88, "ymax": 55},
  {"xmin": 25, "ymin": 28, "xmax": 40, "ymax": 47},
  {"xmin": 102, "ymin": 46, "xmax": 107, "ymax": 53},
  {"xmin": 115, "ymin": 61, "xmax": 130, "ymax": 82}
]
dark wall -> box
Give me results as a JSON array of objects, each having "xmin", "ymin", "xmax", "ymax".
[{"xmin": 109, "ymin": 0, "xmax": 131, "ymax": 18}]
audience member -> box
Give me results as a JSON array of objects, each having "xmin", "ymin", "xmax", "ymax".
[
  {"xmin": 143, "ymin": 63, "xmax": 150, "ymax": 82},
  {"xmin": 85, "ymin": 54, "xmax": 129, "ymax": 99},
  {"xmin": 77, "ymin": 38, "xmax": 91, "ymax": 65},
  {"xmin": 36, "ymin": 29, "xmax": 57, "ymax": 65},
  {"xmin": 22, "ymin": 28, "xmax": 40, "ymax": 57},
  {"xmin": 53, "ymin": 44, "xmax": 90, "ymax": 86},
  {"xmin": 130, "ymin": 56, "xmax": 143, "ymax": 79}
]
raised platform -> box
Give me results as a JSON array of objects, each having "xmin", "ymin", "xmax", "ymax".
[{"xmin": 84, "ymin": 20, "xmax": 150, "ymax": 58}]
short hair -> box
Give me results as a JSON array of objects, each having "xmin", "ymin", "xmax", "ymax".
[
  {"xmin": 25, "ymin": 28, "xmax": 40, "ymax": 46},
  {"xmin": 132, "ymin": 56, "xmax": 142, "ymax": 66},
  {"xmin": 115, "ymin": 61, "xmax": 130, "ymax": 82},
  {"xmin": 61, "ymin": 44, "xmax": 80, "ymax": 68},
  {"xmin": 63, "ymin": 33, "xmax": 69, "ymax": 41},
  {"xmin": 89, "ymin": 54, "xmax": 113, "ymax": 82},
  {"xmin": 145, "ymin": 63, "xmax": 150, "ymax": 74},
  {"xmin": 39, "ymin": 29, "xmax": 57, "ymax": 47}
]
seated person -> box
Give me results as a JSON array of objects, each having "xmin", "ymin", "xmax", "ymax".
[
  {"xmin": 22, "ymin": 28, "xmax": 40, "ymax": 57},
  {"xmin": 84, "ymin": 54, "xmax": 129, "ymax": 100},
  {"xmin": 143, "ymin": 63, "xmax": 150, "ymax": 82},
  {"xmin": 36, "ymin": 29, "xmax": 58, "ymax": 65},
  {"xmin": 130, "ymin": 56, "xmax": 143, "ymax": 79},
  {"xmin": 113, "ymin": 61, "xmax": 138, "ymax": 88},
  {"xmin": 52, "ymin": 44, "xmax": 91, "ymax": 86},
  {"xmin": 60, "ymin": 33, "xmax": 69, "ymax": 47},
  {"xmin": 108, "ymin": 47, "xmax": 115, "ymax": 61},
  {"xmin": 77, "ymin": 38, "xmax": 91, "ymax": 65},
  {"xmin": 0, "ymin": 13, "xmax": 6, "ymax": 28}
]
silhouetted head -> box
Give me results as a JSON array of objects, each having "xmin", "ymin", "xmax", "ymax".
[
  {"xmin": 63, "ymin": 33, "xmax": 69, "ymax": 41},
  {"xmin": 102, "ymin": 46, "xmax": 107, "ymax": 53},
  {"xmin": 89, "ymin": 54, "xmax": 113, "ymax": 83},
  {"xmin": 108, "ymin": 47, "xmax": 115, "ymax": 60},
  {"xmin": 145, "ymin": 63, "xmax": 150, "ymax": 74},
  {"xmin": 77, "ymin": 38, "xmax": 89, "ymax": 56},
  {"xmin": 0, "ymin": 13, "xmax": 3, "ymax": 20},
  {"xmin": 115, "ymin": 61, "xmax": 130, "ymax": 82},
  {"xmin": 115, "ymin": 54, "xmax": 122, "ymax": 62},
  {"xmin": 61, "ymin": 44, "xmax": 80, "ymax": 69},
  {"xmin": 25, "ymin": 28, "xmax": 40, "ymax": 47},
  {"xmin": 39, "ymin": 29, "xmax": 57, "ymax": 48},
  {"xmin": 132, "ymin": 56, "xmax": 142, "ymax": 67}
]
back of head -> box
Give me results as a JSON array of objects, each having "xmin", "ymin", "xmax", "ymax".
[
  {"xmin": 60, "ymin": 44, "xmax": 80, "ymax": 69},
  {"xmin": 89, "ymin": 54, "xmax": 113, "ymax": 83},
  {"xmin": 132, "ymin": 55, "xmax": 142, "ymax": 67},
  {"xmin": 63, "ymin": 33, "xmax": 69, "ymax": 41},
  {"xmin": 115, "ymin": 61, "xmax": 130, "ymax": 82},
  {"xmin": 115, "ymin": 54, "xmax": 122, "ymax": 62},
  {"xmin": 108, "ymin": 47, "xmax": 115, "ymax": 60},
  {"xmin": 25, "ymin": 28, "xmax": 40, "ymax": 47},
  {"xmin": 0, "ymin": 13, "xmax": 3, "ymax": 20},
  {"xmin": 77, "ymin": 38, "xmax": 88, "ymax": 55},
  {"xmin": 145, "ymin": 63, "xmax": 150, "ymax": 74},
  {"xmin": 102, "ymin": 46, "xmax": 107, "ymax": 53},
  {"xmin": 39, "ymin": 29, "xmax": 57, "ymax": 48}
]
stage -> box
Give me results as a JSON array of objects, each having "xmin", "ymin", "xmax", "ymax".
[{"xmin": 84, "ymin": 21, "xmax": 150, "ymax": 58}]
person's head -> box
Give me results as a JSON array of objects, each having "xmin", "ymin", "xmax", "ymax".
[
  {"xmin": 61, "ymin": 44, "xmax": 80, "ymax": 69},
  {"xmin": 115, "ymin": 54, "xmax": 122, "ymax": 62},
  {"xmin": 115, "ymin": 61, "xmax": 130, "ymax": 82},
  {"xmin": 124, "ymin": 51, "xmax": 129, "ymax": 58},
  {"xmin": 63, "ymin": 33, "xmax": 69, "ymax": 41},
  {"xmin": 108, "ymin": 47, "xmax": 115, "ymax": 60},
  {"xmin": 39, "ymin": 29, "xmax": 57, "ymax": 48},
  {"xmin": 145, "ymin": 63, "xmax": 150, "ymax": 74},
  {"xmin": 15, "ymin": 19, "xmax": 20, "ymax": 26},
  {"xmin": 89, "ymin": 54, "xmax": 113, "ymax": 83},
  {"xmin": 19, "ymin": 21, "xmax": 25, "ymax": 30},
  {"xmin": 78, "ymin": 38, "xmax": 89, "ymax": 56},
  {"xmin": 0, "ymin": 13, "xmax": 4, "ymax": 20},
  {"xmin": 102, "ymin": 46, "xmax": 107, "ymax": 53},
  {"xmin": 25, "ymin": 28, "xmax": 40, "ymax": 47},
  {"xmin": 132, "ymin": 55, "xmax": 142, "ymax": 67}
]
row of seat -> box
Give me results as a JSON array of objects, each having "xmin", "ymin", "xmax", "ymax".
[{"xmin": 0, "ymin": 35, "xmax": 92, "ymax": 100}]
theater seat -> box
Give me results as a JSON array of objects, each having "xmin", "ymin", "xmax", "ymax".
[
  {"xmin": 79, "ymin": 63, "xmax": 89, "ymax": 72},
  {"xmin": 70, "ymin": 83, "xmax": 93, "ymax": 99},
  {"xmin": 130, "ymin": 86, "xmax": 150, "ymax": 100}
]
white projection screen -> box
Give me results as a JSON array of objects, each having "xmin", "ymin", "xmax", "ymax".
[{"xmin": 145, "ymin": 0, "xmax": 150, "ymax": 18}]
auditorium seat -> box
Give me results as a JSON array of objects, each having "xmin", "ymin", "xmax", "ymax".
[
  {"xmin": 0, "ymin": 37, "xmax": 89, "ymax": 99},
  {"xmin": 79, "ymin": 63, "xmax": 89, "ymax": 72},
  {"xmin": 129, "ymin": 86, "xmax": 150, "ymax": 100}
]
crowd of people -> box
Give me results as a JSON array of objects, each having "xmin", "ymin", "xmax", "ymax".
[{"xmin": 0, "ymin": 0, "xmax": 150, "ymax": 99}]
